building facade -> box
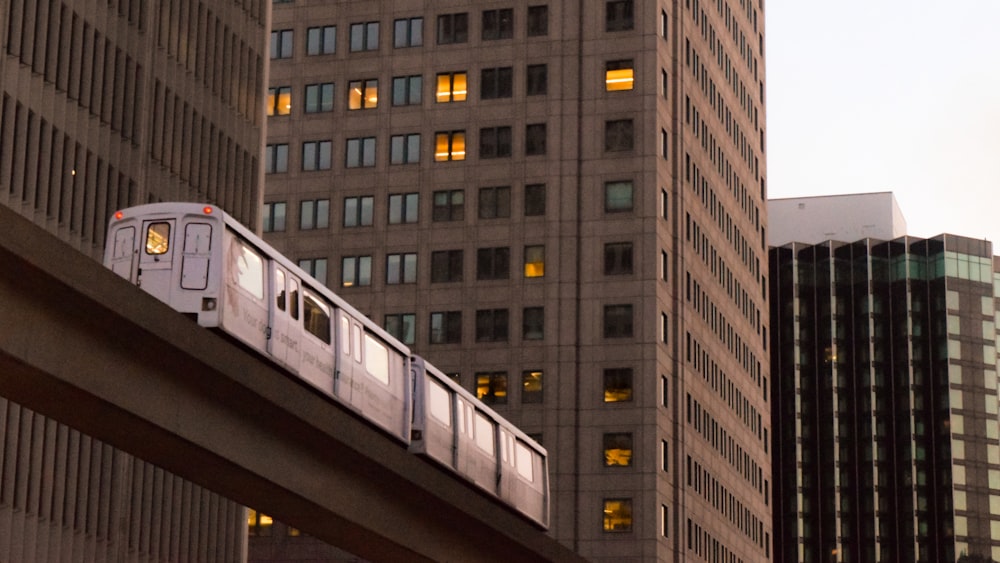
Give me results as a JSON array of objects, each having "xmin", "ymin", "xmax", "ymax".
[
  {"xmin": 260, "ymin": 0, "xmax": 770, "ymax": 561},
  {"xmin": 0, "ymin": 0, "xmax": 269, "ymax": 560},
  {"xmin": 770, "ymin": 235, "xmax": 1000, "ymax": 562}
]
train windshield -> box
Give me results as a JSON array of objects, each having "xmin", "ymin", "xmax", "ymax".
[{"xmin": 146, "ymin": 222, "xmax": 171, "ymax": 255}]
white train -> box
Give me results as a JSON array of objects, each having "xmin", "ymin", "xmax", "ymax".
[{"xmin": 104, "ymin": 202, "xmax": 549, "ymax": 529}]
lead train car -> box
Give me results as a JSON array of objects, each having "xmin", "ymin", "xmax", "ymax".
[{"xmin": 104, "ymin": 203, "xmax": 549, "ymax": 529}]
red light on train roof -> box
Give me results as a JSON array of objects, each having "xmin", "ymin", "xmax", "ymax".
[
  {"xmin": 114, "ymin": 211, "xmax": 124, "ymax": 220},
  {"xmin": 203, "ymin": 206, "xmax": 214, "ymax": 215}
]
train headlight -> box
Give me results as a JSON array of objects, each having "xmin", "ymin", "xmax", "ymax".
[{"xmin": 202, "ymin": 298, "xmax": 217, "ymax": 311}]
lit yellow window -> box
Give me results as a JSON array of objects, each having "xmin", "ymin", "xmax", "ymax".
[
  {"xmin": 436, "ymin": 72, "xmax": 467, "ymax": 102},
  {"xmin": 603, "ymin": 433, "xmax": 633, "ymax": 466},
  {"xmin": 524, "ymin": 245, "xmax": 545, "ymax": 278},
  {"xmin": 435, "ymin": 131, "xmax": 466, "ymax": 161},
  {"xmin": 349, "ymin": 79, "xmax": 378, "ymax": 109},
  {"xmin": 247, "ymin": 509, "xmax": 274, "ymax": 537},
  {"xmin": 145, "ymin": 222, "xmax": 170, "ymax": 255},
  {"xmin": 605, "ymin": 60, "xmax": 634, "ymax": 91},
  {"xmin": 603, "ymin": 499, "xmax": 633, "ymax": 532},
  {"xmin": 268, "ymin": 86, "xmax": 292, "ymax": 116}
]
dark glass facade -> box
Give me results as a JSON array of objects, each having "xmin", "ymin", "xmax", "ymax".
[{"xmin": 771, "ymin": 235, "xmax": 1000, "ymax": 563}]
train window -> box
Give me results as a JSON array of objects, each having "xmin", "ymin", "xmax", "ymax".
[
  {"xmin": 428, "ymin": 379, "xmax": 452, "ymax": 426},
  {"xmin": 341, "ymin": 317, "xmax": 351, "ymax": 357},
  {"xmin": 515, "ymin": 441, "xmax": 534, "ymax": 481},
  {"xmin": 275, "ymin": 269, "xmax": 287, "ymax": 311},
  {"xmin": 289, "ymin": 278, "xmax": 300, "ymax": 320},
  {"xmin": 364, "ymin": 334, "xmax": 390, "ymax": 384},
  {"xmin": 234, "ymin": 242, "xmax": 265, "ymax": 300},
  {"xmin": 353, "ymin": 325, "xmax": 363, "ymax": 362},
  {"xmin": 474, "ymin": 412, "xmax": 495, "ymax": 456},
  {"xmin": 184, "ymin": 223, "xmax": 212, "ymax": 253},
  {"xmin": 303, "ymin": 291, "xmax": 331, "ymax": 343},
  {"xmin": 146, "ymin": 222, "xmax": 171, "ymax": 255}
]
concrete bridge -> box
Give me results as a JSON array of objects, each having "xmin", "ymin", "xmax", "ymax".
[{"xmin": 0, "ymin": 205, "xmax": 586, "ymax": 563}]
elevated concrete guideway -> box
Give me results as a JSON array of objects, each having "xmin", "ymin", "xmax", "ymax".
[{"xmin": 0, "ymin": 206, "xmax": 587, "ymax": 563}]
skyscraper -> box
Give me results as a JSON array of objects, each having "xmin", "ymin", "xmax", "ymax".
[
  {"xmin": 0, "ymin": 0, "xmax": 269, "ymax": 560},
  {"xmin": 769, "ymin": 196, "xmax": 1000, "ymax": 562},
  {"xmin": 261, "ymin": 1, "xmax": 770, "ymax": 560}
]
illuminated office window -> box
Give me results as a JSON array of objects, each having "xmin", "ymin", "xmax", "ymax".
[{"xmin": 436, "ymin": 72, "xmax": 467, "ymax": 102}]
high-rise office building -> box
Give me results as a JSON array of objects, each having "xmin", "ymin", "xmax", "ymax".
[
  {"xmin": 0, "ymin": 0, "xmax": 269, "ymax": 560},
  {"xmin": 770, "ymin": 210, "xmax": 1000, "ymax": 560},
  {"xmin": 260, "ymin": 1, "xmax": 770, "ymax": 560}
]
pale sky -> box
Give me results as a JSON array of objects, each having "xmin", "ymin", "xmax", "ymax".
[{"xmin": 765, "ymin": 0, "xmax": 1000, "ymax": 248}]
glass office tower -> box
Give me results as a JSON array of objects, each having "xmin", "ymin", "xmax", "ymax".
[{"xmin": 771, "ymin": 235, "xmax": 1000, "ymax": 562}]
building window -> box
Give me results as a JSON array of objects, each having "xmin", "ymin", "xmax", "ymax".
[
  {"xmin": 476, "ymin": 372, "xmax": 508, "ymax": 404},
  {"xmin": 605, "ymin": 180, "xmax": 633, "ymax": 212},
  {"xmin": 661, "ymin": 438, "xmax": 669, "ymax": 471},
  {"xmin": 348, "ymin": 79, "xmax": 378, "ymax": 109},
  {"xmin": 437, "ymin": 13, "xmax": 469, "ymax": 44},
  {"xmin": 525, "ymin": 184, "xmax": 546, "ymax": 216},
  {"xmin": 393, "ymin": 17, "xmax": 423, "ymax": 48},
  {"xmin": 605, "ymin": 60, "xmax": 634, "ymax": 91},
  {"xmin": 527, "ymin": 5, "xmax": 548, "ymax": 36},
  {"xmin": 302, "ymin": 140, "xmax": 332, "ymax": 171},
  {"xmin": 265, "ymin": 144, "xmax": 289, "ymax": 174},
  {"xmin": 268, "ymin": 86, "xmax": 291, "ymax": 116},
  {"xmin": 522, "ymin": 370, "xmax": 543, "ymax": 404},
  {"xmin": 263, "ymin": 202, "xmax": 286, "ymax": 233},
  {"xmin": 481, "ymin": 67, "xmax": 513, "ymax": 99},
  {"xmin": 390, "ymin": 134, "xmax": 421, "ymax": 164},
  {"xmin": 434, "ymin": 131, "xmax": 466, "ymax": 161},
  {"xmin": 480, "ymin": 126, "xmax": 512, "ymax": 158},
  {"xmin": 476, "ymin": 309, "xmax": 509, "ymax": 342},
  {"xmin": 660, "ymin": 312, "xmax": 669, "ymax": 343},
  {"xmin": 385, "ymin": 313, "xmax": 416, "ymax": 345},
  {"xmin": 435, "ymin": 72, "xmax": 467, "ymax": 102},
  {"xmin": 524, "ymin": 245, "xmax": 545, "ymax": 278},
  {"xmin": 604, "ymin": 368, "xmax": 633, "ymax": 402},
  {"xmin": 603, "ymin": 499, "xmax": 633, "ymax": 532},
  {"xmin": 605, "ymin": 0, "xmax": 634, "ymax": 32},
  {"xmin": 341, "ymin": 256, "xmax": 372, "ymax": 287},
  {"xmin": 388, "ymin": 193, "xmax": 419, "ymax": 224},
  {"xmin": 526, "ymin": 64, "xmax": 547, "ymax": 96},
  {"xmin": 479, "ymin": 186, "xmax": 511, "ymax": 219},
  {"xmin": 603, "ymin": 433, "xmax": 633, "ymax": 467},
  {"xmin": 482, "ymin": 9, "xmax": 514, "ymax": 40},
  {"xmin": 604, "ymin": 242, "xmax": 633, "ymax": 275},
  {"xmin": 660, "ymin": 504, "xmax": 669, "ymax": 538},
  {"xmin": 306, "ymin": 25, "xmax": 336, "ymax": 55},
  {"xmin": 392, "ymin": 75, "xmax": 422, "ymax": 106},
  {"xmin": 304, "ymin": 83, "xmax": 334, "ymax": 113},
  {"xmin": 605, "ymin": 119, "xmax": 634, "ymax": 151},
  {"xmin": 477, "ymin": 247, "xmax": 510, "ymax": 280},
  {"xmin": 300, "ymin": 199, "xmax": 330, "ymax": 230},
  {"xmin": 661, "ymin": 69, "xmax": 669, "ymax": 98},
  {"xmin": 299, "ymin": 258, "xmax": 328, "ymax": 286},
  {"xmin": 604, "ymin": 304, "xmax": 633, "ymax": 338},
  {"xmin": 525, "ymin": 123, "xmax": 547, "ymax": 155},
  {"xmin": 349, "ymin": 22, "xmax": 379, "ymax": 52},
  {"xmin": 386, "ymin": 253, "xmax": 417, "ymax": 284},
  {"xmin": 660, "ymin": 10, "xmax": 668, "ymax": 39},
  {"xmin": 432, "ymin": 190, "xmax": 465, "ymax": 221},
  {"xmin": 523, "ymin": 307, "xmax": 544, "ymax": 340},
  {"xmin": 270, "ymin": 30, "xmax": 293, "ymax": 59},
  {"xmin": 430, "ymin": 311, "xmax": 462, "ymax": 344},
  {"xmin": 660, "ymin": 375, "xmax": 668, "ymax": 407},
  {"xmin": 346, "ymin": 137, "xmax": 376, "ymax": 168},
  {"xmin": 247, "ymin": 509, "xmax": 273, "ymax": 537},
  {"xmin": 660, "ymin": 128, "xmax": 669, "ymax": 159},
  {"xmin": 431, "ymin": 250, "xmax": 463, "ymax": 282},
  {"xmin": 661, "ymin": 250, "xmax": 669, "ymax": 280},
  {"xmin": 343, "ymin": 196, "xmax": 374, "ymax": 227}
]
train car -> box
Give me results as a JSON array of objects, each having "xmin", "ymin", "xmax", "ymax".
[
  {"xmin": 104, "ymin": 202, "xmax": 550, "ymax": 529},
  {"xmin": 410, "ymin": 357, "xmax": 549, "ymax": 529},
  {"xmin": 104, "ymin": 202, "xmax": 411, "ymax": 444}
]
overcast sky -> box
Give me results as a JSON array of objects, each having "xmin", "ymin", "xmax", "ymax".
[{"xmin": 765, "ymin": 0, "xmax": 1000, "ymax": 248}]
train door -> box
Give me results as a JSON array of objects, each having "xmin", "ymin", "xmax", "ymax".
[
  {"xmin": 334, "ymin": 311, "xmax": 365, "ymax": 408},
  {"xmin": 138, "ymin": 219, "xmax": 176, "ymax": 302},
  {"xmin": 268, "ymin": 264, "xmax": 302, "ymax": 372},
  {"xmin": 107, "ymin": 226, "xmax": 138, "ymax": 281}
]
